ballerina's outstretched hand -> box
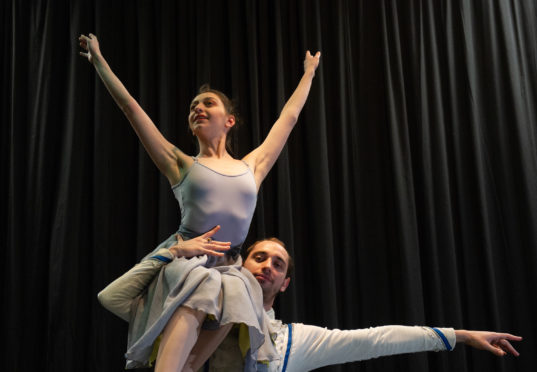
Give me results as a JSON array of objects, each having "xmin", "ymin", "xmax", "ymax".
[{"xmin": 78, "ymin": 33, "xmax": 102, "ymax": 64}]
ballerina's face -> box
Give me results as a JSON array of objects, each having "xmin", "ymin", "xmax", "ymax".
[{"xmin": 188, "ymin": 93, "xmax": 235, "ymax": 138}]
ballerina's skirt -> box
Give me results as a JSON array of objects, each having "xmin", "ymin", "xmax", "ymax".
[{"xmin": 123, "ymin": 232, "xmax": 280, "ymax": 369}]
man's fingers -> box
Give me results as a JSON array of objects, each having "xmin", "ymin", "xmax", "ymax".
[
  {"xmin": 492, "ymin": 333, "xmax": 522, "ymax": 356},
  {"xmin": 499, "ymin": 339, "xmax": 520, "ymax": 356},
  {"xmin": 203, "ymin": 248, "xmax": 225, "ymax": 257},
  {"xmin": 210, "ymin": 244, "xmax": 231, "ymax": 251},
  {"xmin": 198, "ymin": 226, "xmax": 231, "ymax": 247},
  {"xmin": 204, "ymin": 239, "xmax": 230, "ymax": 247},
  {"xmin": 201, "ymin": 225, "xmax": 221, "ymax": 239},
  {"xmin": 501, "ymin": 333, "xmax": 522, "ymax": 341},
  {"xmin": 211, "ymin": 240, "xmax": 231, "ymax": 246},
  {"xmin": 206, "ymin": 240, "xmax": 231, "ymax": 247},
  {"xmin": 484, "ymin": 342, "xmax": 505, "ymax": 356}
]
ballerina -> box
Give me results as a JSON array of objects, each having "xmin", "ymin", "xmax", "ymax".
[{"xmin": 79, "ymin": 33, "xmax": 320, "ymax": 371}]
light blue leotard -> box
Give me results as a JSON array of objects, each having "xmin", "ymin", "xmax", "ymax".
[
  {"xmin": 173, "ymin": 158, "xmax": 257, "ymax": 257},
  {"xmin": 121, "ymin": 158, "xmax": 279, "ymax": 370}
]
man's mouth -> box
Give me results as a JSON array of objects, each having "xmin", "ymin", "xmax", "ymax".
[
  {"xmin": 255, "ymin": 274, "xmax": 271, "ymax": 283},
  {"xmin": 193, "ymin": 114, "xmax": 208, "ymax": 122}
]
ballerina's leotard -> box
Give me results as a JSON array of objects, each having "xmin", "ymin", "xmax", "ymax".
[{"xmin": 122, "ymin": 158, "xmax": 279, "ymax": 370}]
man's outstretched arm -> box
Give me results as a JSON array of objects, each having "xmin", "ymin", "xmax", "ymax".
[{"xmin": 283, "ymin": 324, "xmax": 521, "ymax": 372}]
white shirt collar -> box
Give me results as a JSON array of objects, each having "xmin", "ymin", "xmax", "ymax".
[{"xmin": 266, "ymin": 308, "xmax": 276, "ymax": 320}]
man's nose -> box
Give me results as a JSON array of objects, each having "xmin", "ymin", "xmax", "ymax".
[{"xmin": 261, "ymin": 261, "xmax": 272, "ymax": 272}]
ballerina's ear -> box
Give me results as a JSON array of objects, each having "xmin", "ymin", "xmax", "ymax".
[{"xmin": 225, "ymin": 114, "xmax": 236, "ymax": 129}]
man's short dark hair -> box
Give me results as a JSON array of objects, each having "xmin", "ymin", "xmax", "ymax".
[{"xmin": 244, "ymin": 237, "xmax": 294, "ymax": 278}]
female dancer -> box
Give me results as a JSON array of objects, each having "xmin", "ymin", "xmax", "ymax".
[{"xmin": 79, "ymin": 33, "xmax": 320, "ymax": 371}]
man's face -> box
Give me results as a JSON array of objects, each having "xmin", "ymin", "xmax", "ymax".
[{"xmin": 243, "ymin": 241, "xmax": 291, "ymax": 303}]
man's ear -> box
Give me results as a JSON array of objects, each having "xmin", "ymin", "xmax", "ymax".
[{"xmin": 280, "ymin": 277, "xmax": 291, "ymax": 293}]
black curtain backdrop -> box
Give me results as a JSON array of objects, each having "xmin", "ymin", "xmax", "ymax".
[{"xmin": 4, "ymin": 1, "xmax": 537, "ymax": 371}]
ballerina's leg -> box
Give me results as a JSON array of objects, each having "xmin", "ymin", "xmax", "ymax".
[
  {"xmin": 155, "ymin": 306, "xmax": 206, "ymax": 372},
  {"xmin": 181, "ymin": 323, "xmax": 234, "ymax": 371}
]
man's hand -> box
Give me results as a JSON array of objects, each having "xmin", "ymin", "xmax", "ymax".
[
  {"xmin": 455, "ymin": 330, "xmax": 522, "ymax": 356},
  {"xmin": 169, "ymin": 225, "xmax": 231, "ymax": 258}
]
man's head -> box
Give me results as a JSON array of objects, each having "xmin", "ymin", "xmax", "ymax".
[{"xmin": 243, "ymin": 238, "xmax": 293, "ymax": 310}]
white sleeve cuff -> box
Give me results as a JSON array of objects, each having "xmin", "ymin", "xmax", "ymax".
[{"xmin": 430, "ymin": 327, "xmax": 456, "ymax": 351}]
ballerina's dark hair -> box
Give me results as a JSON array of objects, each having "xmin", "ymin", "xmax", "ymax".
[{"xmin": 197, "ymin": 84, "xmax": 241, "ymax": 155}]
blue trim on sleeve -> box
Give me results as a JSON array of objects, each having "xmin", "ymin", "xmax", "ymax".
[
  {"xmin": 282, "ymin": 323, "xmax": 293, "ymax": 372},
  {"xmin": 151, "ymin": 255, "xmax": 173, "ymax": 263},
  {"xmin": 432, "ymin": 327, "xmax": 453, "ymax": 351}
]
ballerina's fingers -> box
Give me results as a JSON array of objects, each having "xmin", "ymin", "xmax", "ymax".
[
  {"xmin": 78, "ymin": 35, "xmax": 92, "ymax": 60},
  {"xmin": 304, "ymin": 50, "xmax": 321, "ymax": 73},
  {"xmin": 78, "ymin": 34, "xmax": 91, "ymax": 45}
]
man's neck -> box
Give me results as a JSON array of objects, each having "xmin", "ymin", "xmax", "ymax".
[{"xmin": 263, "ymin": 297, "xmax": 274, "ymax": 311}]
